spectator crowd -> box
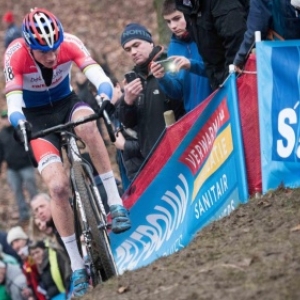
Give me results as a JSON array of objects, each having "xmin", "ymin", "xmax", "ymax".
[{"xmin": 1, "ymin": 0, "xmax": 300, "ymax": 298}]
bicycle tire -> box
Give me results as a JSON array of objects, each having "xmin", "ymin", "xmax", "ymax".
[{"xmin": 72, "ymin": 162, "xmax": 118, "ymax": 283}]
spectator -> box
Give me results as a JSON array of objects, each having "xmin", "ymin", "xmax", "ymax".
[
  {"xmin": 233, "ymin": 0, "xmax": 300, "ymax": 70},
  {"xmin": 28, "ymin": 240, "xmax": 72, "ymax": 300},
  {"xmin": 2, "ymin": 11, "xmax": 22, "ymax": 49},
  {"xmin": 0, "ymin": 244, "xmax": 19, "ymax": 266},
  {"xmin": 114, "ymin": 124, "xmax": 144, "ymax": 184},
  {"xmin": 175, "ymin": 0, "xmax": 249, "ymax": 90},
  {"xmin": 118, "ymin": 23, "xmax": 185, "ymax": 166},
  {"xmin": 31, "ymin": 191, "xmax": 89, "ymax": 263},
  {"xmin": 30, "ymin": 193, "xmax": 64, "ymax": 250},
  {"xmin": 33, "ymin": 217, "xmax": 58, "ymax": 246},
  {"xmin": 0, "ymin": 231, "xmax": 22, "ymax": 265},
  {"xmin": 109, "ymin": 78, "xmax": 143, "ymax": 187},
  {"xmin": 0, "ymin": 110, "xmax": 38, "ymax": 224},
  {"xmin": 6, "ymin": 226, "xmax": 46, "ymax": 300},
  {"xmin": 151, "ymin": 0, "xmax": 212, "ymax": 113},
  {"xmin": 0, "ymin": 260, "xmax": 30, "ymax": 300}
]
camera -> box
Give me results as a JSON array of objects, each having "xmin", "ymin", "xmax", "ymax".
[
  {"xmin": 156, "ymin": 58, "xmax": 177, "ymax": 73},
  {"xmin": 124, "ymin": 71, "xmax": 138, "ymax": 83}
]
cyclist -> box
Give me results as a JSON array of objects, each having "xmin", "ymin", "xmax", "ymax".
[{"xmin": 3, "ymin": 8, "xmax": 131, "ymax": 297}]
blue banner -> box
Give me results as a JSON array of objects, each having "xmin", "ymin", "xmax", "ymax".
[
  {"xmin": 256, "ymin": 40, "xmax": 300, "ymax": 193},
  {"xmin": 110, "ymin": 74, "xmax": 248, "ymax": 274}
]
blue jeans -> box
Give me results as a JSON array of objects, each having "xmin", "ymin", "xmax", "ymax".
[{"xmin": 7, "ymin": 166, "xmax": 38, "ymax": 220}]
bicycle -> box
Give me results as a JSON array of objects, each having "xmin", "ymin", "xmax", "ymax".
[{"xmin": 21, "ymin": 99, "xmax": 118, "ymax": 286}]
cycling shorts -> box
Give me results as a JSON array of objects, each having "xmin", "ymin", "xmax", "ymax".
[{"xmin": 23, "ymin": 92, "xmax": 94, "ymax": 173}]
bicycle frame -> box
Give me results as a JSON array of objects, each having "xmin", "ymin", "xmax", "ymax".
[
  {"xmin": 21, "ymin": 107, "xmax": 119, "ymax": 285},
  {"xmin": 60, "ymin": 130, "xmax": 118, "ymax": 284}
]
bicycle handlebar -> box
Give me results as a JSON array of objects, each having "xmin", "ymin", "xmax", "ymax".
[
  {"xmin": 30, "ymin": 96, "xmax": 115, "ymax": 140},
  {"xmin": 21, "ymin": 98, "xmax": 116, "ymax": 167},
  {"xmin": 95, "ymin": 96, "xmax": 116, "ymax": 143},
  {"xmin": 30, "ymin": 112, "xmax": 101, "ymax": 139}
]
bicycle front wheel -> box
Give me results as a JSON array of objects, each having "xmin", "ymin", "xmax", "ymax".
[{"xmin": 72, "ymin": 162, "xmax": 118, "ymax": 284}]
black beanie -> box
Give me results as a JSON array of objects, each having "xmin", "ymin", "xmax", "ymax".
[
  {"xmin": 29, "ymin": 240, "xmax": 46, "ymax": 250},
  {"xmin": 120, "ymin": 23, "xmax": 153, "ymax": 48}
]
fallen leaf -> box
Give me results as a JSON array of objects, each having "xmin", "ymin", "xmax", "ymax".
[
  {"xmin": 257, "ymin": 200, "xmax": 272, "ymax": 208},
  {"xmin": 118, "ymin": 286, "xmax": 129, "ymax": 294},
  {"xmin": 290, "ymin": 224, "xmax": 300, "ymax": 232},
  {"xmin": 239, "ymin": 258, "xmax": 253, "ymax": 267}
]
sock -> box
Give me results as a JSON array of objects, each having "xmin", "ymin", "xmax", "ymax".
[
  {"xmin": 99, "ymin": 171, "xmax": 122, "ymax": 207},
  {"xmin": 61, "ymin": 234, "xmax": 85, "ymax": 271}
]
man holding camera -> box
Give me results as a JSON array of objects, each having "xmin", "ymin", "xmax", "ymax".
[
  {"xmin": 175, "ymin": 0, "xmax": 249, "ymax": 90},
  {"xmin": 118, "ymin": 23, "xmax": 184, "ymax": 167}
]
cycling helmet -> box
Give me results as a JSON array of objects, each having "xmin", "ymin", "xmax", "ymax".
[{"xmin": 22, "ymin": 8, "xmax": 64, "ymax": 51}]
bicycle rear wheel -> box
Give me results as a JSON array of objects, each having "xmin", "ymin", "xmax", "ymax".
[{"xmin": 72, "ymin": 161, "xmax": 118, "ymax": 284}]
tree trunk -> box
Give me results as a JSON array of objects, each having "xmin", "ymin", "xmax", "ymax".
[{"xmin": 154, "ymin": 0, "xmax": 170, "ymax": 47}]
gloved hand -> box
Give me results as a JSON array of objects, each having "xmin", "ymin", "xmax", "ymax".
[
  {"xmin": 14, "ymin": 120, "xmax": 32, "ymax": 144},
  {"xmin": 95, "ymin": 96, "xmax": 115, "ymax": 116},
  {"xmin": 101, "ymin": 99, "xmax": 115, "ymax": 116}
]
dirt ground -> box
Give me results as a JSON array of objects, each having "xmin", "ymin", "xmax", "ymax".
[{"xmin": 82, "ymin": 187, "xmax": 300, "ymax": 300}]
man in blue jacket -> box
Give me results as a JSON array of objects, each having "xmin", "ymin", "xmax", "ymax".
[
  {"xmin": 151, "ymin": 0, "xmax": 212, "ymax": 113},
  {"xmin": 234, "ymin": 0, "xmax": 300, "ymax": 70}
]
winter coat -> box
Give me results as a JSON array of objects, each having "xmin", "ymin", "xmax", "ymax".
[
  {"xmin": 0, "ymin": 125, "xmax": 33, "ymax": 171},
  {"xmin": 233, "ymin": 0, "xmax": 300, "ymax": 67},
  {"xmin": 158, "ymin": 33, "xmax": 212, "ymax": 112},
  {"xmin": 5, "ymin": 263, "xmax": 27, "ymax": 300},
  {"xmin": 4, "ymin": 24, "xmax": 22, "ymax": 49},
  {"xmin": 22, "ymin": 258, "xmax": 46, "ymax": 300},
  {"xmin": 0, "ymin": 284, "xmax": 11, "ymax": 300},
  {"xmin": 120, "ymin": 128, "xmax": 144, "ymax": 181},
  {"xmin": 177, "ymin": 0, "xmax": 249, "ymax": 90},
  {"xmin": 118, "ymin": 46, "xmax": 185, "ymax": 160},
  {"xmin": 38, "ymin": 247, "xmax": 71, "ymax": 299}
]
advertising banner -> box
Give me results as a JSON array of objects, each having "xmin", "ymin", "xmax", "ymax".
[
  {"xmin": 256, "ymin": 40, "xmax": 300, "ymax": 193},
  {"xmin": 110, "ymin": 74, "xmax": 248, "ymax": 274}
]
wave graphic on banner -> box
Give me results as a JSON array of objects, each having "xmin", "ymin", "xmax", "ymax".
[
  {"xmin": 115, "ymin": 174, "xmax": 189, "ymax": 273},
  {"xmin": 110, "ymin": 74, "xmax": 248, "ymax": 273}
]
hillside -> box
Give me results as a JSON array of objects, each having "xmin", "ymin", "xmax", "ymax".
[{"xmin": 83, "ymin": 187, "xmax": 300, "ymax": 300}]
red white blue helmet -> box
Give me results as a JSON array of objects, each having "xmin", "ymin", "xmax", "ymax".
[{"xmin": 22, "ymin": 8, "xmax": 64, "ymax": 51}]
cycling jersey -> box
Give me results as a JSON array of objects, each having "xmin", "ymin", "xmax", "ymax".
[{"xmin": 4, "ymin": 32, "xmax": 113, "ymax": 127}]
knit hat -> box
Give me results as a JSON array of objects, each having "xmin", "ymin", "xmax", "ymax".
[
  {"xmin": 291, "ymin": 0, "xmax": 300, "ymax": 8},
  {"xmin": 2, "ymin": 11, "xmax": 14, "ymax": 23},
  {"xmin": 7, "ymin": 226, "xmax": 28, "ymax": 245},
  {"xmin": 120, "ymin": 23, "xmax": 152, "ymax": 48}
]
